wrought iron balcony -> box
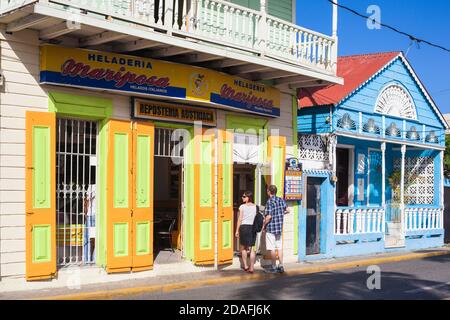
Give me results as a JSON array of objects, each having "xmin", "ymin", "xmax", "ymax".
[{"xmin": 0, "ymin": 0, "xmax": 342, "ymax": 88}]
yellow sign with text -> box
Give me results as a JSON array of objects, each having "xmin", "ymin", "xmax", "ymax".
[
  {"xmin": 40, "ymin": 45, "xmax": 281, "ymax": 117},
  {"xmin": 134, "ymin": 99, "xmax": 216, "ymax": 126}
]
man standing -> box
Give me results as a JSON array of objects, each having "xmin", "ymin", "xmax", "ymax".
[{"xmin": 262, "ymin": 185, "xmax": 290, "ymax": 273}]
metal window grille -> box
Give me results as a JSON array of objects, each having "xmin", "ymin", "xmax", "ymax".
[
  {"xmin": 56, "ymin": 118, "xmax": 97, "ymax": 266},
  {"xmin": 154, "ymin": 127, "xmax": 184, "ymax": 158}
]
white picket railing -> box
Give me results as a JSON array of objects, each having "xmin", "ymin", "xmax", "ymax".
[
  {"xmin": 335, "ymin": 208, "xmax": 385, "ymax": 235},
  {"xmin": 0, "ymin": 0, "xmax": 38, "ymax": 12},
  {"xmin": 266, "ymin": 16, "xmax": 335, "ymax": 70},
  {"xmin": 404, "ymin": 207, "xmax": 444, "ymax": 231},
  {"xmin": 3, "ymin": 0, "xmax": 337, "ymax": 72},
  {"xmin": 191, "ymin": 0, "xmax": 261, "ymax": 50}
]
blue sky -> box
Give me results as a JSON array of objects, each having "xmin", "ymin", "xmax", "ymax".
[{"xmin": 296, "ymin": 0, "xmax": 450, "ymax": 114}]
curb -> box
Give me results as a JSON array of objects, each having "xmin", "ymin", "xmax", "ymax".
[{"xmin": 37, "ymin": 250, "xmax": 450, "ymax": 300}]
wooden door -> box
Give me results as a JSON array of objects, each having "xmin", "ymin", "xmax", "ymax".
[
  {"xmin": 107, "ymin": 120, "xmax": 133, "ymax": 273},
  {"xmin": 193, "ymin": 129, "xmax": 215, "ymax": 264},
  {"xmin": 306, "ymin": 177, "xmax": 322, "ymax": 255},
  {"xmin": 267, "ymin": 135, "xmax": 286, "ymax": 194},
  {"xmin": 132, "ymin": 122, "xmax": 155, "ymax": 271},
  {"xmin": 25, "ymin": 111, "xmax": 57, "ymax": 280},
  {"xmin": 368, "ymin": 150, "xmax": 382, "ymax": 206},
  {"xmin": 218, "ymin": 129, "xmax": 233, "ymax": 264}
]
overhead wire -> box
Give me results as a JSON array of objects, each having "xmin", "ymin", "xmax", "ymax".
[{"xmin": 327, "ymin": 0, "xmax": 450, "ymax": 53}]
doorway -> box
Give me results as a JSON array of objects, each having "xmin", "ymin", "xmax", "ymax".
[
  {"xmin": 336, "ymin": 148, "xmax": 349, "ymax": 206},
  {"xmin": 153, "ymin": 127, "xmax": 184, "ymax": 264},
  {"xmin": 368, "ymin": 149, "xmax": 382, "ymax": 206},
  {"xmin": 233, "ymin": 163, "xmax": 256, "ymax": 253},
  {"xmin": 306, "ymin": 177, "xmax": 323, "ymax": 255},
  {"xmin": 444, "ymin": 187, "xmax": 450, "ymax": 243},
  {"xmin": 56, "ymin": 118, "xmax": 97, "ymax": 267}
]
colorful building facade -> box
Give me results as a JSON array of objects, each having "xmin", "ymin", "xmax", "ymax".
[
  {"xmin": 0, "ymin": 0, "xmax": 341, "ymax": 280},
  {"xmin": 297, "ymin": 52, "xmax": 448, "ymax": 260}
]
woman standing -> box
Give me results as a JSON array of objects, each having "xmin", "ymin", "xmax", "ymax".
[{"xmin": 235, "ymin": 191, "xmax": 257, "ymax": 273}]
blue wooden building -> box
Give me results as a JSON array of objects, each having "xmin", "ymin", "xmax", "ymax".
[{"xmin": 296, "ymin": 52, "xmax": 448, "ymax": 260}]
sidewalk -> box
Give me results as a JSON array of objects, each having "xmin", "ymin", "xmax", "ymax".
[{"xmin": 1, "ymin": 246, "xmax": 449, "ymax": 300}]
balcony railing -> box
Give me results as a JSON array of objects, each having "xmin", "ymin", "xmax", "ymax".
[
  {"xmin": 404, "ymin": 207, "xmax": 444, "ymax": 232},
  {"xmin": 1, "ymin": 0, "xmax": 337, "ymax": 72},
  {"xmin": 335, "ymin": 207, "xmax": 385, "ymax": 235},
  {"xmin": 0, "ymin": 0, "xmax": 38, "ymax": 12}
]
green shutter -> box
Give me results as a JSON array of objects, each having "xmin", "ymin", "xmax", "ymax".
[
  {"xmin": 114, "ymin": 133, "xmax": 128, "ymax": 208},
  {"xmin": 268, "ymin": 0, "xmax": 293, "ymax": 22},
  {"xmin": 229, "ymin": 0, "xmax": 293, "ymax": 22},
  {"xmin": 200, "ymin": 140, "xmax": 212, "ymax": 207},
  {"xmin": 222, "ymin": 141, "xmax": 232, "ymax": 207},
  {"xmin": 113, "ymin": 223, "xmax": 129, "ymax": 257},
  {"xmin": 135, "ymin": 222, "xmax": 151, "ymax": 255},
  {"xmin": 32, "ymin": 225, "xmax": 51, "ymax": 263},
  {"xmin": 230, "ymin": 0, "xmax": 260, "ymax": 10},
  {"xmin": 272, "ymin": 145, "xmax": 284, "ymax": 193},
  {"xmin": 222, "ymin": 220, "xmax": 232, "ymax": 249},
  {"xmin": 199, "ymin": 220, "xmax": 212, "ymax": 250},
  {"xmin": 136, "ymin": 135, "xmax": 150, "ymax": 208},
  {"xmin": 33, "ymin": 127, "xmax": 51, "ymax": 208}
]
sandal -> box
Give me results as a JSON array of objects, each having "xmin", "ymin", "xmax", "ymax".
[
  {"xmin": 247, "ymin": 269, "xmax": 254, "ymax": 274},
  {"xmin": 242, "ymin": 267, "xmax": 249, "ymax": 272}
]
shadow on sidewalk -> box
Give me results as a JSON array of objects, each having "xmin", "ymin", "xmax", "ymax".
[{"xmin": 233, "ymin": 268, "xmax": 449, "ymax": 300}]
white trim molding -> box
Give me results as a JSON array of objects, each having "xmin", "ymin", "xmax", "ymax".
[{"xmin": 375, "ymin": 83, "xmax": 417, "ymax": 120}]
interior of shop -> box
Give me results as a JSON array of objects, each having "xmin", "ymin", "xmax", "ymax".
[
  {"xmin": 56, "ymin": 118, "xmax": 97, "ymax": 268},
  {"xmin": 153, "ymin": 149, "xmax": 183, "ymax": 264},
  {"xmin": 233, "ymin": 164, "xmax": 257, "ymax": 254}
]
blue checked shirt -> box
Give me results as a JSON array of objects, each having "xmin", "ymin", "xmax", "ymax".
[{"xmin": 264, "ymin": 196, "xmax": 287, "ymax": 235}]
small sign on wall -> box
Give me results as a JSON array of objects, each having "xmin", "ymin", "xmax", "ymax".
[{"xmin": 284, "ymin": 158, "xmax": 303, "ymax": 201}]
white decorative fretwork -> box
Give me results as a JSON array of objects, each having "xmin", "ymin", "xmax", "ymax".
[
  {"xmin": 392, "ymin": 157, "xmax": 434, "ymax": 204},
  {"xmin": 298, "ymin": 134, "xmax": 329, "ymax": 161},
  {"xmin": 375, "ymin": 84, "xmax": 417, "ymax": 120}
]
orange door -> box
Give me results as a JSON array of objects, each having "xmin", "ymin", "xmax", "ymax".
[
  {"xmin": 267, "ymin": 135, "xmax": 286, "ymax": 194},
  {"xmin": 218, "ymin": 129, "xmax": 234, "ymax": 264},
  {"xmin": 107, "ymin": 120, "xmax": 133, "ymax": 273},
  {"xmin": 193, "ymin": 129, "xmax": 215, "ymax": 264},
  {"xmin": 131, "ymin": 122, "xmax": 154, "ymax": 271},
  {"xmin": 266, "ymin": 135, "xmax": 286, "ymax": 260},
  {"xmin": 25, "ymin": 111, "xmax": 57, "ymax": 280}
]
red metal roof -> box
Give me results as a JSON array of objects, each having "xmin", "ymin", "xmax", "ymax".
[{"xmin": 298, "ymin": 52, "xmax": 401, "ymax": 108}]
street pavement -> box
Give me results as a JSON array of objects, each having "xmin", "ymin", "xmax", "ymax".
[{"xmin": 119, "ymin": 254, "xmax": 450, "ymax": 300}]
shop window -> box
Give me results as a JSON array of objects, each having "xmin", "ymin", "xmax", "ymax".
[{"xmin": 56, "ymin": 118, "xmax": 97, "ymax": 266}]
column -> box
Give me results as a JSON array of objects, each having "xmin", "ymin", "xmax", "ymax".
[
  {"xmin": 331, "ymin": 0, "xmax": 338, "ymax": 72},
  {"xmin": 440, "ymin": 150, "xmax": 444, "ymax": 207},
  {"xmin": 165, "ymin": 0, "xmax": 174, "ymax": 33},
  {"xmin": 440, "ymin": 150, "xmax": 444, "ymax": 229},
  {"xmin": 381, "ymin": 142, "xmax": 386, "ymax": 207},
  {"xmin": 400, "ymin": 145, "xmax": 406, "ymax": 229},
  {"xmin": 259, "ymin": 0, "xmax": 268, "ymax": 54}
]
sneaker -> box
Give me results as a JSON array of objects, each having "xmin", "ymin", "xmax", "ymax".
[
  {"xmin": 276, "ymin": 265, "xmax": 285, "ymax": 273},
  {"xmin": 264, "ymin": 267, "xmax": 278, "ymax": 274}
]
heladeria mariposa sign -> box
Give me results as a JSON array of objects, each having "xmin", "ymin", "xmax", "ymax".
[{"xmin": 40, "ymin": 45, "xmax": 281, "ymax": 117}]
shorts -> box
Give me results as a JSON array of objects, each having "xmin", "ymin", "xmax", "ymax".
[{"xmin": 265, "ymin": 232, "xmax": 282, "ymax": 251}]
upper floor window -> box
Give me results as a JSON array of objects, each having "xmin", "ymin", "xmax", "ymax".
[{"xmin": 375, "ymin": 84, "xmax": 417, "ymax": 120}]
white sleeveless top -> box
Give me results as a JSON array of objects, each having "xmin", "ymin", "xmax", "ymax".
[{"xmin": 239, "ymin": 204, "xmax": 257, "ymax": 225}]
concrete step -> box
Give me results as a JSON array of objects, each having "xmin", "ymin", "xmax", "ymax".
[
  {"xmin": 384, "ymin": 234, "xmax": 406, "ymax": 248},
  {"xmin": 385, "ymin": 222, "xmax": 403, "ymax": 235}
]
